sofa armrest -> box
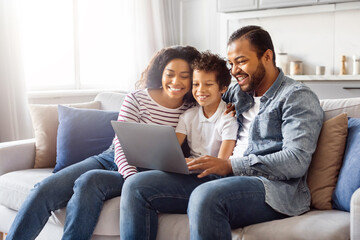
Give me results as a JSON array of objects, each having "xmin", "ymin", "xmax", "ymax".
[
  {"xmin": 351, "ymin": 188, "xmax": 360, "ymax": 240},
  {"xmin": 0, "ymin": 139, "xmax": 36, "ymax": 176}
]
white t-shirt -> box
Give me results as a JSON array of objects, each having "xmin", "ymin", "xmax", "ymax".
[
  {"xmin": 231, "ymin": 96, "xmax": 261, "ymax": 158},
  {"xmin": 176, "ymin": 100, "xmax": 238, "ymax": 158}
]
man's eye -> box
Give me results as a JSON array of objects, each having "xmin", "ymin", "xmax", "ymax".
[{"xmin": 193, "ymin": 83, "xmax": 199, "ymax": 87}]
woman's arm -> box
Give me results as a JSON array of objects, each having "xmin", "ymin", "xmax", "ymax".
[{"xmin": 113, "ymin": 93, "xmax": 140, "ymax": 179}]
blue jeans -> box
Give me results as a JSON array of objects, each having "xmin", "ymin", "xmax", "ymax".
[
  {"xmin": 7, "ymin": 149, "xmax": 123, "ymax": 240},
  {"xmin": 120, "ymin": 171, "xmax": 287, "ymax": 240}
]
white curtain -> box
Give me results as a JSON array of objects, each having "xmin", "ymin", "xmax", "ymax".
[
  {"xmin": 0, "ymin": 0, "xmax": 178, "ymax": 142},
  {"xmin": 122, "ymin": 0, "xmax": 180, "ymax": 84},
  {"xmin": 0, "ymin": 0, "xmax": 33, "ymax": 142}
]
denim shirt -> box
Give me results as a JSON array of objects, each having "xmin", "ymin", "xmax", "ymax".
[{"xmin": 223, "ymin": 70, "xmax": 324, "ymax": 216}]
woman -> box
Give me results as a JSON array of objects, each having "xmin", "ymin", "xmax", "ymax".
[{"xmin": 7, "ymin": 45, "xmax": 200, "ymax": 240}]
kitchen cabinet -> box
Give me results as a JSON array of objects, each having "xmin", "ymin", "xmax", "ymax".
[
  {"xmin": 217, "ymin": 0, "xmax": 359, "ymax": 12},
  {"xmin": 299, "ymin": 80, "xmax": 360, "ymax": 99},
  {"xmin": 259, "ymin": 0, "xmax": 317, "ymax": 9},
  {"xmin": 318, "ymin": 0, "xmax": 355, "ymax": 3},
  {"xmin": 217, "ymin": 0, "xmax": 257, "ymax": 12}
]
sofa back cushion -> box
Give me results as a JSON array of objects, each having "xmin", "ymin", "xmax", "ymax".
[
  {"xmin": 94, "ymin": 91, "xmax": 127, "ymax": 111},
  {"xmin": 307, "ymin": 113, "xmax": 348, "ymax": 210},
  {"xmin": 53, "ymin": 105, "xmax": 118, "ymax": 173},
  {"xmin": 320, "ymin": 97, "xmax": 360, "ymax": 120},
  {"xmin": 29, "ymin": 101, "xmax": 101, "ymax": 168}
]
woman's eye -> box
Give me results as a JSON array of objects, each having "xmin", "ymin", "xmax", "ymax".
[{"xmin": 181, "ymin": 75, "xmax": 190, "ymax": 79}]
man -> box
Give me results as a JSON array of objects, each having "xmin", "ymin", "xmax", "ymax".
[{"xmin": 120, "ymin": 25, "xmax": 324, "ymax": 240}]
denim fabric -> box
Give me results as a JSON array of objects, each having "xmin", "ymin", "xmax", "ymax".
[
  {"xmin": 223, "ymin": 69, "xmax": 324, "ymax": 216},
  {"xmin": 188, "ymin": 176, "xmax": 287, "ymax": 239},
  {"xmin": 120, "ymin": 171, "xmax": 286, "ymax": 240},
  {"xmin": 332, "ymin": 117, "xmax": 360, "ymax": 211},
  {"xmin": 7, "ymin": 148, "xmax": 123, "ymax": 240}
]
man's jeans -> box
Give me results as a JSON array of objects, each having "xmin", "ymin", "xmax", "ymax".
[
  {"xmin": 7, "ymin": 149, "xmax": 123, "ymax": 240},
  {"xmin": 120, "ymin": 170, "xmax": 287, "ymax": 240}
]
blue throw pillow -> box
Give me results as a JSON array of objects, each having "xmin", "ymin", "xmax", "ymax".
[
  {"xmin": 53, "ymin": 105, "xmax": 118, "ymax": 173},
  {"xmin": 332, "ymin": 117, "xmax": 360, "ymax": 211}
]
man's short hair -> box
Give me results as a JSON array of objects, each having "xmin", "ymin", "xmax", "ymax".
[
  {"xmin": 191, "ymin": 51, "xmax": 231, "ymax": 90},
  {"xmin": 228, "ymin": 25, "xmax": 276, "ymax": 65}
]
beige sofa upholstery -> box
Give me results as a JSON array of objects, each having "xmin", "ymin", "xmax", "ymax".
[{"xmin": 1, "ymin": 92, "xmax": 359, "ymax": 240}]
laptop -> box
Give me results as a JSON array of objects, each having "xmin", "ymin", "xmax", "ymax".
[{"xmin": 111, "ymin": 121, "xmax": 190, "ymax": 174}]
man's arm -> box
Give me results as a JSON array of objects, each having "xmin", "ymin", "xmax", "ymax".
[
  {"xmin": 189, "ymin": 87, "xmax": 323, "ymax": 180},
  {"xmin": 231, "ymin": 87, "xmax": 324, "ymax": 180}
]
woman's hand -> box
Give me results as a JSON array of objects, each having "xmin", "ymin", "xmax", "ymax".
[
  {"xmin": 224, "ymin": 103, "xmax": 236, "ymax": 117},
  {"xmin": 187, "ymin": 155, "xmax": 233, "ymax": 178}
]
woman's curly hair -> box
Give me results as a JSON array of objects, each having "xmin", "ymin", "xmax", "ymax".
[
  {"xmin": 191, "ymin": 51, "xmax": 231, "ymax": 90},
  {"xmin": 136, "ymin": 46, "xmax": 200, "ymax": 89},
  {"xmin": 135, "ymin": 46, "xmax": 200, "ymax": 103}
]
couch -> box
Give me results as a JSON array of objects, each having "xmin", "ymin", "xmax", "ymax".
[{"xmin": 0, "ymin": 91, "xmax": 359, "ymax": 240}]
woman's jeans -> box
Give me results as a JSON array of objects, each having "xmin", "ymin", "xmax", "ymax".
[
  {"xmin": 120, "ymin": 170, "xmax": 287, "ymax": 240},
  {"xmin": 6, "ymin": 149, "xmax": 123, "ymax": 240}
]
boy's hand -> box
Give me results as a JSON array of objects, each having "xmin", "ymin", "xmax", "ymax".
[
  {"xmin": 187, "ymin": 155, "xmax": 233, "ymax": 178},
  {"xmin": 224, "ymin": 103, "xmax": 236, "ymax": 117}
]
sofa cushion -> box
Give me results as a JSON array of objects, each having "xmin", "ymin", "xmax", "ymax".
[
  {"xmin": 333, "ymin": 117, "xmax": 360, "ymax": 212},
  {"xmin": 320, "ymin": 97, "xmax": 360, "ymax": 120},
  {"xmin": 0, "ymin": 168, "xmax": 121, "ymax": 235},
  {"xmin": 0, "ymin": 169, "xmax": 53, "ymax": 211},
  {"xmin": 29, "ymin": 101, "xmax": 101, "ymax": 169},
  {"xmin": 53, "ymin": 106, "xmax": 118, "ymax": 173},
  {"xmin": 240, "ymin": 210, "xmax": 350, "ymax": 240},
  {"xmin": 307, "ymin": 113, "xmax": 348, "ymax": 210}
]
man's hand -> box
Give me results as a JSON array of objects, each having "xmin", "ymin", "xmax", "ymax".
[
  {"xmin": 224, "ymin": 103, "xmax": 236, "ymax": 116},
  {"xmin": 187, "ymin": 155, "xmax": 233, "ymax": 178}
]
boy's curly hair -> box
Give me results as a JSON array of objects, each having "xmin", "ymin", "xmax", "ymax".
[{"xmin": 191, "ymin": 51, "xmax": 231, "ymax": 90}]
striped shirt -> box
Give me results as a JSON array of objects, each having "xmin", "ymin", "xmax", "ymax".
[{"xmin": 113, "ymin": 89, "xmax": 193, "ymax": 179}]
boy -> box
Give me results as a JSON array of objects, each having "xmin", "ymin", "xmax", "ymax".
[{"xmin": 176, "ymin": 51, "xmax": 238, "ymax": 170}]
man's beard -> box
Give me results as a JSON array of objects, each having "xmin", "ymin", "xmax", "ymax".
[{"xmin": 240, "ymin": 61, "xmax": 266, "ymax": 93}]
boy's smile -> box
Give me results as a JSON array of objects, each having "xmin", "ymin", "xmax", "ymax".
[{"xmin": 192, "ymin": 70, "xmax": 226, "ymax": 118}]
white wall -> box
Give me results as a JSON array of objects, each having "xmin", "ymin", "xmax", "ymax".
[
  {"xmin": 179, "ymin": 1, "xmax": 360, "ymax": 76},
  {"xmin": 180, "ymin": 0, "xmax": 221, "ymax": 53}
]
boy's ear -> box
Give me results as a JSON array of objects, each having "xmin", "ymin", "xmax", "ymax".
[{"xmin": 220, "ymin": 86, "xmax": 228, "ymax": 94}]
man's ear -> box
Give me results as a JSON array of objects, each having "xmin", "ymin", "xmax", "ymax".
[{"xmin": 263, "ymin": 49, "xmax": 273, "ymax": 63}]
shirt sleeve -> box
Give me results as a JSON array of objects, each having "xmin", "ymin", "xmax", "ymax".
[
  {"xmin": 230, "ymin": 86, "xmax": 324, "ymax": 180},
  {"xmin": 113, "ymin": 92, "xmax": 140, "ymax": 179},
  {"xmin": 175, "ymin": 110, "xmax": 188, "ymax": 135},
  {"xmin": 220, "ymin": 114, "xmax": 238, "ymax": 141}
]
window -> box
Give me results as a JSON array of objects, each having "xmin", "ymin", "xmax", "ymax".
[{"xmin": 22, "ymin": 0, "xmax": 135, "ymax": 92}]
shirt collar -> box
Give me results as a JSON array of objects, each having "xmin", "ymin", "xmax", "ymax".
[
  {"xmin": 198, "ymin": 100, "xmax": 225, "ymax": 123},
  {"xmin": 262, "ymin": 68, "xmax": 284, "ymax": 101}
]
